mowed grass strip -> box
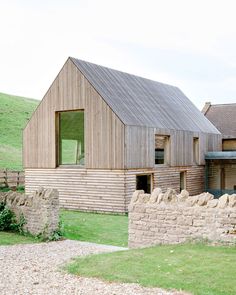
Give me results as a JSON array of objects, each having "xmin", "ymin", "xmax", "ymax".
[
  {"xmin": 0, "ymin": 231, "xmax": 39, "ymax": 245},
  {"xmin": 67, "ymin": 243, "xmax": 236, "ymax": 295},
  {"xmin": 60, "ymin": 210, "xmax": 128, "ymax": 247}
]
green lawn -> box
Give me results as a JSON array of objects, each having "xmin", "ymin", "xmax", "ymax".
[
  {"xmin": 60, "ymin": 210, "xmax": 128, "ymax": 247},
  {"xmin": 0, "ymin": 92, "xmax": 38, "ymax": 170},
  {"xmin": 67, "ymin": 243, "xmax": 236, "ymax": 295},
  {"xmin": 0, "ymin": 231, "xmax": 39, "ymax": 245}
]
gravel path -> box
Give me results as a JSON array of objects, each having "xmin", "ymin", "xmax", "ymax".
[{"xmin": 0, "ymin": 240, "xmax": 189, "ymax": 295}]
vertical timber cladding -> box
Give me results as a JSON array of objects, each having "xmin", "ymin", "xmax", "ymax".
[
  {"xmin": 23, "ymin": 58, "xmax": 126, "ymax": 212},
  {"xmin": 23, "ymin": 58, "xmax": 125, "ymax": 169}
]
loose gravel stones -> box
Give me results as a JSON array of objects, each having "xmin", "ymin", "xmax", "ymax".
[{"xmin": 0, "ymin": 240, "xmax": 189, "ymax": 295}]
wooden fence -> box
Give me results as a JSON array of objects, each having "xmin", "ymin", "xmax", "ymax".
[{"xmin": 0, "ymin": 169, "xmax": 25, "ymax": 188}]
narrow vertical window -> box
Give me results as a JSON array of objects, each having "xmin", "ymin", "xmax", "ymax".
[
  {"xmin": 58, "ymin": 110, "xmax": 84, "ymax": 165},
  {"xmin": 180, "ymin": 171, "xmax": 186, "ymax": 191},
  {"xmin": 193, "ymin": 137, "xmax": 199, "ymax": 164},
  {"xmin": 155, "ymin": 135, "xmax": 169, "ymax": 164}
]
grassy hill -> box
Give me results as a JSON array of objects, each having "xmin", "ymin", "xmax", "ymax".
[{"xmin": 0, "ymin": 92, "xmax": 39, "ymax": 170}]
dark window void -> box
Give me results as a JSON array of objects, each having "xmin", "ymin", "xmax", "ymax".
[
  {"xmin": 155, "ymin": 135, "xmax": 169, "ymax": 164},
  {"xmin": 58, "ymin": 110, "xmax": 85, "ymax": 165},
  {"xmin": 180, "ymin": 171, "xmax": 186, "ymax": 191},
  {"xmin": 136, "ymin": 174, "xmax": 152, "ymax": 193},
  {"xmin": 155, "ymin": 149, "xmax": 164, "ymax": 164}
]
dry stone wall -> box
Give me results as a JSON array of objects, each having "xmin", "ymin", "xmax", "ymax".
[
  {"xmin": 0, "ymin": 187, "xmax": 59, "ymax": 237},
  {"xmin": 129, "ymin": 188, "xmax": 236, "ymax": 248}
]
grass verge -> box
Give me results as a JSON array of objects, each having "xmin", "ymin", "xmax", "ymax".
[
  {"xmin": 66, "ymin": 243, "xmax": 236, "ymax": 295},
  {"xmin": 0, "ymin": 231, "xmax": 39, "ymax": 245},
  {"xmin": 60, "ymin": 210, "xmax": 128, "ymax": 247}
]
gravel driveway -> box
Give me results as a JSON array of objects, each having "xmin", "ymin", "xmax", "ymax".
[{"xmin": 0, "ymin": 240, "xmax": 188, "ymax": 295}]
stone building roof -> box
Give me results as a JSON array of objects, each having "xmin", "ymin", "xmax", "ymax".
[{"xmin": 202, "ymin": 102, "xmax": 236, "ymax": 138}]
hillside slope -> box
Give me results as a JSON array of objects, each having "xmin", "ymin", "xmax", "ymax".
[{"xmin": 0, "ymin": 92, "xmax": 38, "ymax": 170}]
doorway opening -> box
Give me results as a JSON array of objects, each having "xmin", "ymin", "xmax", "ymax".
[{"xmin": 136, "ymin": 174, "xmax": 153, "ymax": 193}]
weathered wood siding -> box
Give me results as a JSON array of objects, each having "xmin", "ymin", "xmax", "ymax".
[
  {"xmin": 124, "ymin": 126, "xmax": 221, "ymax": 169},
  {"xmin": 23, "ymin": 59, "xmax": 124, "ymax": 169},
  {"xmin": 153, "ymin": 166, "xmax": 205, "ymax": 195},
  {"xmin": 124, "ymin": 166, "xmax": 205, "ymax": 203},
  {"xmin": 124, "ymin": 126, "xmax": 154, "ymax": 168},
  {"xmin": 25, "ymin": 168, "xmax": 127, "ymax": 213},
  {"xmin": 153, "ymin": 128, "xmax": 221, "ymax": 166},
  {"xmin": 25, "ymin": 166, "xmax": 205, "ymax": 213}
]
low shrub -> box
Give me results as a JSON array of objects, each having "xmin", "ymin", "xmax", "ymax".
[
  {"xmin": 0, "ymin": 186, "xmax": 25, "ymax": 193},
  {"xmin": 0, "ymin": 202, "xmax": 25, "ymax": 232}
]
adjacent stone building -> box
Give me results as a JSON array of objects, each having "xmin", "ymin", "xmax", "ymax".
[{"xmin": 202, "ymin": 102, "xmax": 236, "ymax": 196}]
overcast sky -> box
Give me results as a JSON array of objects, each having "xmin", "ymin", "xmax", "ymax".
[{"xmin": 1, "ymin": 0, "xmax": 236, "ymax": 109}]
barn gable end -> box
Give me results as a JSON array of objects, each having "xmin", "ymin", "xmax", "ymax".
[{"xmin": 23, "ymin": 58, "xmax": 125, "ymax": 169}]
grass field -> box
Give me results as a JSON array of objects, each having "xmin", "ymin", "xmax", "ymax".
[
  {"xmin": 0, "ymin": 92, "xmax": 38, "ymax": 170},
  {"xmin": 0, "ymin": 231, "xmax": 39, "ymax": 245},
  {"xmin": 60, "ymin": 210, "xmax": 128, "ymax": 247},
  {"xmin": 67, "ymin": 243, "xmax": 236, "ymax": 295}
]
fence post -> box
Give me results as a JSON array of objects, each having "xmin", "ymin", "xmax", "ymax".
[
  {"xmin": 4, "ymin": 169, "xmax": 8, "ymax": 187},
  {"xmin": 17, "ymin": 171, "xmax": 20, "ymax": 187}
]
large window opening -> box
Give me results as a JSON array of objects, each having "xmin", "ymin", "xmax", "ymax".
[
  {"xmin": 155, "ymin": 135, "xmax": 169, "ymax": 164},
  {"xmin": 136, "ymin": 174, "xmax": 153, "ymax": 193},
  {"xmin": 58, "ymin": 110, "xmax": 85, "ymax": 165}
]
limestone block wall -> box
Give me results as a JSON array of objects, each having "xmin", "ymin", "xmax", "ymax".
[
  {"xmin": 0, "ymin": 187, "xmax": 59, "ymax": 237},
  {"xmin": 128, "ymin": 188, "xmax": 236, "ymax": 248}
]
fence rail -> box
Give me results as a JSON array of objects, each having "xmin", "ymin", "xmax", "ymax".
[{"xmin": 0, "ymin": 169, "xmax": 25, "ymax": 188}]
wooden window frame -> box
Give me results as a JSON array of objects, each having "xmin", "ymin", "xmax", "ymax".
[
  {"xmin": 55, "ymin": 109, "xmax": 85, "ymax": 168},
  {"xmin": 154, "ymin": 135, "xmax": 170, "ymax": 166}
]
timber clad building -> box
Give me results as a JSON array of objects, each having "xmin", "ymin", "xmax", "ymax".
[{"xmin": 23, "ymin": 57, "xmax": 221, "ymax": 213}]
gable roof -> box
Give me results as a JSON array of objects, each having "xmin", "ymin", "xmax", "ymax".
[
  {"xmin": 202, "ymin": 102, "xmax": 236, "ymax": 138},
  {"xmin": 71, "ymin": 57, "xmax": 220, "ymax": 134}
]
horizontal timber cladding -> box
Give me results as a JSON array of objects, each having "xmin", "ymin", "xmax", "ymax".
[
  {"xmin": 124, "ymin": 166, "xmax": 205, "ymax": 204},
  {"xmin": 25, "ymin": 168, "xmax": 127, "ymax": 213},
  {"xmin": 23, "ymin": 58, "xmax": 124, "ymax": 169},
  {"xmin": 153, "ymin": 165, "xmax": 205, "ymax": 196},
  {"xmin": 25, "ymin": 166, "xmax": 205, "ymax": 213}
]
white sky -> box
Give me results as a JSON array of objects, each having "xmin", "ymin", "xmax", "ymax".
[{"xmin": 1, "ymin": 0, "xmax": 236, "ymax": 109}]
